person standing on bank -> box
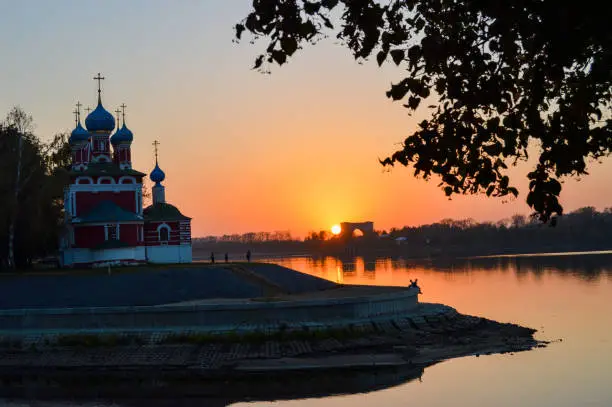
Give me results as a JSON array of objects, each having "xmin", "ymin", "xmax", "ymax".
[
  {"xmin": 224, "ymin": 253, "xmax": 229, "ymax": 263},
  {"xmin": 246, "ymin": 250, "xmax": 251, "ymax": 262},
  {"xmin": 210, "ymin": 252, "xmax": 215, "ymax": 264}
]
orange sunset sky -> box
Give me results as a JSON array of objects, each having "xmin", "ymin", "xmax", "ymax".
[{"xmin": 2, "ymin": 1, "xmax": 611, "ymax": 238}]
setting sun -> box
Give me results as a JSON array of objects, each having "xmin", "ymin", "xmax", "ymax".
[{"xmin": 331, "ymin": 224, "xmax": 342, "ymax": 235}]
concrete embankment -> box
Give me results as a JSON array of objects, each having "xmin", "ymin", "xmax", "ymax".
[
  {"xmin": 0, "ymin": 263, "xmax": 335, "ymax": 310},
  {"xmin": 0, "ymin": 262, "xmax": 542, "ymax": 400},
  {"xmin": 0, "ymin": 264, "xmax": 421, "ymax": 338},
  {"xmin": 0, "ymin": 307, "xmax": 541, "ymax": 391}
]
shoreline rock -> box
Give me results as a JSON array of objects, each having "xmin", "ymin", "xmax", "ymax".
[
  {"xmin": 0, "ymin": 311, "xmax": 544, "ymax": 400},
  {"xmin": 0, "ymin": 264, "xmax": 546, "ymax": 402}
]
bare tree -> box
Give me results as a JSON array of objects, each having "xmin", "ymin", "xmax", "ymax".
[{"xmin": 3, "ymin": 107, "xmax": 34, "ymax": 269}]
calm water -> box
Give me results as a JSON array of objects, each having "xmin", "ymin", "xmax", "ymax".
[
  {"xmin": 246, "ymin": 252, "xmax": 612, "ymax": 407},
  {"xmin": 4, "ymin": 252, "xmax": 612, "ymax": 407}
]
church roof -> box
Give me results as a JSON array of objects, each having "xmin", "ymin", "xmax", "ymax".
[
  {"xmin": 143, "ymin": 202, "xmax": 191, "ymax": 221},
  {"xmin": 79, "ymin": 200, "xmax": 143, "ymax": 223},
  {"xmin": 70, "ymin": 162, "xmax": 146, "ymax": 177},
  {"xmin": 149, "ymin": 162, "xmax": 165, "ymax": 184},
  {"xmin": 110, "ymin": 124, "xmax": 134, "ymax": 145},
  {"xmin": 85, "ymin": 99, "xmax": 115, "ymax": 132},
  {"xmin": 69, "ymin": 121, "xmax": 90, "ymax": 144}
]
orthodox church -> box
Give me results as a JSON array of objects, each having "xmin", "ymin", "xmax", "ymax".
[{"xmin": 59, "ymin": 74, "xmax": 192, "ymax": 267}]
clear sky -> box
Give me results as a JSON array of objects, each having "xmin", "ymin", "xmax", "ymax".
[{"xmin": 1, "ymin": 1, "xmax": 611, "ymax": 237}]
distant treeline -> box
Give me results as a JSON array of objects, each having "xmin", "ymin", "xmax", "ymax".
[
  {"xmin": 377, "ymin": 207, "xmax": 612, "ymax": 257},
  {"xmin": 193, "ymin": 207, "xmax": 612, "ymax": 259},
  {"xmin": 196, "ymin": 230, "xmax": 294, "ymax": 244}
]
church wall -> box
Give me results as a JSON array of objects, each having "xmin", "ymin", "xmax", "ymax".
[
  {"xmin": 119, "ymin": 224, "xmax": 143, "ymax": 246},
  {"xmin": 75, "ymin": 225, "xmax": 105, "ymax": 248},
  {"xmin": 64, "ymin": 246, "xmax": 147, "ymax": 267},
  {"xmin": 146, "ymin": 244, "xmax": 192, "ymax": 264},
  {"xmin": 75, "ymin": 191, "xmax": 136, "ymax": 215},
  {"xmin": 179, "ymin": 220, "xmax": 192, "ymax": 244},
  {"xmin": 144, "ymin": 221, "xmax": 182, "ymax": 246},
  {"xmin": 70, "ymin": 175, "xmax": 142, "ymax": 184}
]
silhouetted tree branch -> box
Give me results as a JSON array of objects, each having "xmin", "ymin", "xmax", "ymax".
[{"xmin": 236, "ymin": 0, "xmax": 612, "ymax": 222}]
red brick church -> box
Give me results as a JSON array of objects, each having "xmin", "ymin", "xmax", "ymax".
[{"xmin": 59, "ymin": 74, "xmax": 192, "ymax": 267}]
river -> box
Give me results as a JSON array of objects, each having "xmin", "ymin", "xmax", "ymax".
[
  {"xmin": 3, "ymin": 251, "xmax": 612, "ymax": 407},
  {"xmin": 246, "ymin": 251, "xmax": 612, "ymax": 407}
]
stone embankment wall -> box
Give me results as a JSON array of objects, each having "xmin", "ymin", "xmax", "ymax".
[{"xmin": 0, "ymin": 287, "xmax": 421, "ymax": 336}]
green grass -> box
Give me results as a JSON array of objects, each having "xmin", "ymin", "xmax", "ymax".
[
  {"xmin": 4, "ymin": 323, "xmax": 374, "ymax": 349},
  {"xmin": 158, "ymin": 325, "xmax": 371, "ymax": 345}
]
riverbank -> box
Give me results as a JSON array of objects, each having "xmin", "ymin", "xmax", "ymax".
[
  {"xmin": 0, "ymin": 308, "xmax": 542, "ymax": 399},
  {"xmin": 0, "ymin": 262, "xmax": 544, "ymax": 401},
  {"xmin": 192, "ymin": 241, "xmax": 612, "ymax": 262}
]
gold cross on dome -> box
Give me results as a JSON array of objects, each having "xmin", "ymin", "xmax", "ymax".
[
  {"xmin": 115, "ymin": 108, "xmax": 122, "ymax": 127},
  {"xmin": 153, "ymin": 140, "xmax": 160, "ymax": 163},
  {"xmin": 93, "ymin": 73, "xmax": 105, "ymax": 94}
]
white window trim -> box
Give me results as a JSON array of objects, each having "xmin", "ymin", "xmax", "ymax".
[
  {"xmin": 119, "ymin": 176, "xmax": 136, "ymax": 184},
  {"xmin": 97, "ymin": 176, "xmax": 115, "ymax": 184},
  {"xmin": 76, "ymin": 176, "xmax": 94, "ymax": 184},
  {"xmin": 104, "ymin": 224, "xmax": 120, "ymax": 241},
  {"xmin": 67, "ymin": 183, "xmax": 141, "ymax": 193},
  {"xmin": 157, "ymin": 223, "xmax": 171, "ymax": 244},
  {"xmin": 136, "ymin": 190, "xmax": 141, "ymax": 214}
]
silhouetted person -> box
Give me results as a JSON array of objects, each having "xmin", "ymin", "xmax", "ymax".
[
  {"xmin": 210, "ymin": 252, "xmax": 215, "ymax": 264},
  {"xmin": 224, "ymin": 253, "xmax": 229, "ymax": 263},
  {"xmin": 246, "ymin": 250, "xmax": 251, "ymax": 262}
]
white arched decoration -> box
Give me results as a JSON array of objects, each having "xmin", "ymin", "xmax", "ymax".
[
  {"xmin": 119, "ymin": 176, "xmax": 136, "ymax": 184},
  {"xmin": 157, "ymin": 223, "xmax": 171, "ymax": 243},
  {"xmin": 97, "ymin": 176, "xmax": 115, "ymax": 184},
  {"xmin": 75, "ymin": 176, "xmax": 94, "ymax": 184},
  {"xmin": 97, "ymin": 155, "xmax": 111, "ymax": 163}
]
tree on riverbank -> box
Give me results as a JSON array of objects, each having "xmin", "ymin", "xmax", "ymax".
[
  {"xmin": 236, "ymin": 1, "xmax": 612, "ymax": 222},
  {"xmin": 0, "ymin": 107, "xmax": 70, "ymax": 270},
  {"xmin": 193, "ymin": 206, "xmax": 612, "ymax": 258}
]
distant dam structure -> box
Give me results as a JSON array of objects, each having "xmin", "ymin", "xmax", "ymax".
[{"xmin": 340, "ymin": 221, "xmax": 376, "ymax": 239}]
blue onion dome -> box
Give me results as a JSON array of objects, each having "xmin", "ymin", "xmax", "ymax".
[
  {"xmin": 110, "ymin": 124, "xmax": 134, "ymax": 145},
  {"xmin": 150, "ymin": 163, "xmax": 166, "ymax": 184},
  {"xmin": 69, "ymin": 121, "xmax": 90, "ymax": 144},
  {"xmin": 120, "ymin": 124, "xmax": 133, "ymax": 142},
  {"xmin": 85, "ymin": 100, "xmax": 115, "ymax": 132},
  {"xmin": 110, "ymin": 125, "xmax": 122, "ymax": 145}
]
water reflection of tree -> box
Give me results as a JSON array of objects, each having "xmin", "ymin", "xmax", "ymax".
[
  {"xmin": 310, "ymin": 253, "xmax": 612, "ymax": 283},
  {"xmin": 432, "ymin": 254, "xmax": 612, "ymax": 282},
  {"xmin": 5, "ymin": 364, "xmax": 429, "ymax": 406}
]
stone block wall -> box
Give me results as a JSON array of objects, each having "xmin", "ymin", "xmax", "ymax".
[{"xmin": 0, "ymin": 287, "xmax": 420, "ymax": 335}]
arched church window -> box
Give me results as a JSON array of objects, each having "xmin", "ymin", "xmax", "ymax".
[
  {"xmin": 159, "ymin": 226, "xmax": 170, "ymax": 243},
  {"xmin": 119, "ymin": 176, "xmax": 136, "ymax": 184}
]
